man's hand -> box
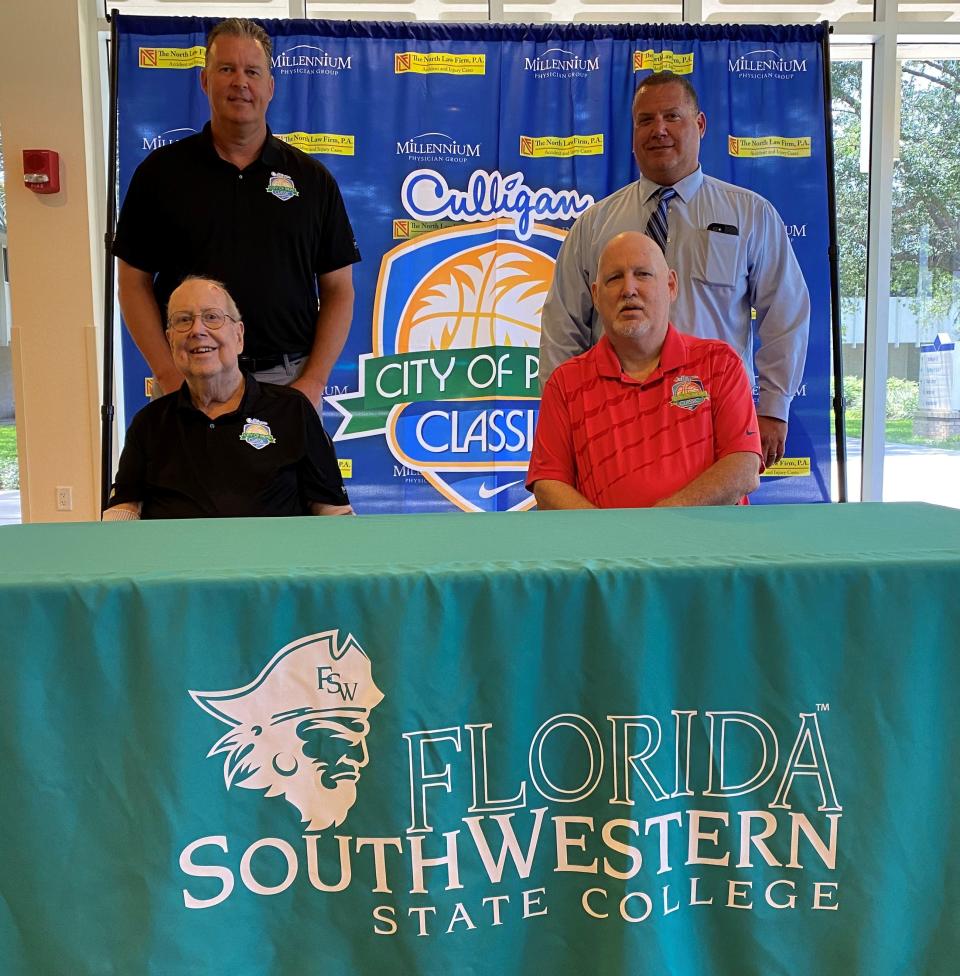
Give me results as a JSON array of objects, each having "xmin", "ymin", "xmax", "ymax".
[
  {"xmin": 292, "ymin": 266, "xmax": 356, "ymax": 409},
  {"xmin": 758, "ymin": 415, "xmax": 788, "ymax": 468},
  {"xmin": 532, "ymin": 480, "xmax": 597, "ymax": 510},
  {"xmin": 290, "ymin": 374, "xmax": 325, "ymax": 408}
]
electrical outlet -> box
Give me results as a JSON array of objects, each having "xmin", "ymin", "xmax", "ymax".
[{"xmin": 56, "ymin": 486, "xmax": 73, "ymax": 511}]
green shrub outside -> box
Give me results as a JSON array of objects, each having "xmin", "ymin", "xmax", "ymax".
[
  {"xmin": 842, "ymin": 376, "xmax": 960, "ymax": 448},
  {"xmin": 0, "ymin": 426, "xmax": 19, "ymax": 490},
  {"xmin": 842, "ymin": 376, "xmax": 919, "ymax": 422}
]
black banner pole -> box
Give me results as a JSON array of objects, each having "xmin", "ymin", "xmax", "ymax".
[
  {"xmin": 821, "ymin": 22, "xmax": 848, "ymax": 502},
  {"xmin": 99, "ymin": 10, "xmax": 120, "ymax": 514}
]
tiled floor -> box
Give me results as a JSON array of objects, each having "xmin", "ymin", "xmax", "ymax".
[{"xmin": 0, "ymin": 490, "xmax": 22, "ymax": 526}]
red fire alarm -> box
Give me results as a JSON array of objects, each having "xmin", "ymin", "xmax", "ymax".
[{"xmin": 22, "ymin": 149, "xmax": 60, "ymax": 194}]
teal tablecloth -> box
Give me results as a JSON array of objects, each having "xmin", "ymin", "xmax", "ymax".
[{"xmin": 0, "ymin": 503, "xmax": 958, "ymax": 975}]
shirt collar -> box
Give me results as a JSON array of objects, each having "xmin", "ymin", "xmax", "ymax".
[
  {"xmin": 176, "ymin": 372, "xmax": 258, "ymax": 418},
  {"xmin": 657, "ymin": 323, "xmax": 690, "ymax": 374},
  {"xmin": 199, "ymin": 122, "xmax": 277, "ymax": 169},
  {"xmin": 239, "ymin": 372, "xmax": 261, "ymax": 411},
  {"xmin": 198, "ymin": 122, "xmax": 218, "ymax": 161},
  {"xmin": 259, "ymin": 128, "xmax": 285, "ymax": 167},
  {"xmin": 639, "ymin": 166, "xmax": 704, "ymax": 206},
  {"xmin": 595, "ymin": 324, "xmax": 689, "ymax": 384},
  {"xmin": 595, "ymin": 334, "xmax": 625, "ymax": 379}
]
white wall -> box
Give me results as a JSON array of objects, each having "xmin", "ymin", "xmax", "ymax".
[{"xmin": 0, "ymin": 0, "xmax": 104, "ymax": 521}]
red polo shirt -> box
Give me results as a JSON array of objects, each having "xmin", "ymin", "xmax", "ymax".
[{"xmin": 527, "ymin": 326, "xmax": 762, "ymax": 508}]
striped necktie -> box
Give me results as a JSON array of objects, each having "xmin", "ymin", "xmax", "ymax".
[{"xmin": 645, "ymin": 187, "xmax": 676, "ymax": 253}]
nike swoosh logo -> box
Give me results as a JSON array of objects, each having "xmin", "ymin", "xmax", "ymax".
[{"xmin": 478, "ymin": 479, "xmax": 523, "ymax": 499}]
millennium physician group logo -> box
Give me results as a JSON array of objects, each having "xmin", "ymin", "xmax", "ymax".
[{"xmin": 272, "ymin": 44, "xmax": 352, "ymax": 76}]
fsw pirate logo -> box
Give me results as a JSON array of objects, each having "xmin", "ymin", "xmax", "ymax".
[
  {"xmin": 190, "ymin": 631, "xmax": 384, "ymax": 831},
  {"xmin": 328, "ymin": 219, "xmax": 566, "ymax": 512}
]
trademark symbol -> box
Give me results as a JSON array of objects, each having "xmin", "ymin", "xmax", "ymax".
[{"xmin": 816, "ymin": 703, "xmax": 830, "ymax": 712}]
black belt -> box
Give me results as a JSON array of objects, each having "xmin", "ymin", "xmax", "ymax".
[{"xmin": 239, "ymin": 351, "xmax": 309, "ymax": 372}]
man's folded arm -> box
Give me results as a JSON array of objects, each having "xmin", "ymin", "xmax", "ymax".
[
  {"xmin": 531, "ymin": 480, "xmax": 597, "ymax": 511},
  {"xmin": 102, "ymin": 501, "xmax": 142, "ymax": 521},
  {"xmin": 653, "ymin": 452, "xmax": 760, "ymax": 508},
  {"xmin": 309, "ymin": 502, "xmax": 354, "ymax": 516}
]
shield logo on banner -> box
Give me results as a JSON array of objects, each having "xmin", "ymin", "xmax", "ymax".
[{"xmin": 329, "ymin": 220, "xmax": 566, "ymax": 512}]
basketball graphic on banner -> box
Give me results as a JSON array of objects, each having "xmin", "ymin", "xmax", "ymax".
[{"xmin": 396, "ymin": 241, "xmax": 553, "ymax": 352}]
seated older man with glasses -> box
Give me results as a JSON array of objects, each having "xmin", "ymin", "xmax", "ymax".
[{"xmin": 104, "ymin": 276, "xmax": 352, "ymax": 520}]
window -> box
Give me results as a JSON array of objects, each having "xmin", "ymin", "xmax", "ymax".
[
  {"xmin": 880, "ymin": 50, "xmax": 960, "ymax": 505},
  {"xmin": 0, "ymin": 125, "xmax": 21, "ymax": 523}
]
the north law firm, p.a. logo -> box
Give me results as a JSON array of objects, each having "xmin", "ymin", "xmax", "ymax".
[
  {"xmin": 138, "ymin": 46, "xmax": 205, "ymax": 70},
  {"xmin": 190, "ymin": 631, "xmax": 384, "ymax": 831}
]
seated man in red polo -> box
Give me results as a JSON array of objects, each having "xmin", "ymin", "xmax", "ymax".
[{"xmin": 527, "ymin": 231, "xmax": 762, "ymax": 509}]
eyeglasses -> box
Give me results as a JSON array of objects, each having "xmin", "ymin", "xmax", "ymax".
[{"xmin": 166, "ymin": 308, "xmax": 239, "ymax": 333}]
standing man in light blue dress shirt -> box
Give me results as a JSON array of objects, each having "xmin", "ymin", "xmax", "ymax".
[{"xmin": 539, "ymin": 72, "xmax": 809, "ymax": 467}]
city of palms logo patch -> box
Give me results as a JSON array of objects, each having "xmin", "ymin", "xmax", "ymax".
[
  {"xmin": 239, "ymin": 418, "xmax": 276, "ymax": 450},
  {"xmin": 670, "ymin": 376, "xmax": 710, "ymax": 411},
  {"xmin": 266, "ymin": 172, "xmax": 299, "ymax": 201}
]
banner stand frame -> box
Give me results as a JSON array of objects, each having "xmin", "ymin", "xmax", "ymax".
[
  {"xmin": 99, "ymin": 8, "xmax": 120, "ymax": 515},
  {"xmin": 821, "ymin": 22, "xmax": 848, "ymax": 502},
  {"xmin": 100, "ymin": 18, "xmax": 844, "ymax": 508}
]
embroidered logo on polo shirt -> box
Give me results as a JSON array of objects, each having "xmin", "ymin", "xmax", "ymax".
[
  {"xmin": 265, "ymin": 172, "xmax": 299, "ymax": 202},
  {"xmin": 239, "ymin": 418, "xmax": 276, "ymax": 450},
  {"xmin": 670, "ymin": 376, "xmax": 710, "ymax": 411}
]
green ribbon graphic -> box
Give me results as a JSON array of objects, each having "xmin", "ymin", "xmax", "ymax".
[{"xmin": 333, "ymin": 345, "xmax": 540, "ymax": 436}]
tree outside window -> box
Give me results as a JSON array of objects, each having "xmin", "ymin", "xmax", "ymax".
[{"xmin": 832, "ymin": 55, "xmax": 960, "ymax": 463}]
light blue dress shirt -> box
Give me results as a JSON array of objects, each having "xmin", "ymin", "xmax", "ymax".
[{"xmin": 539, "ymin": 167, "xmax": 810, "ymax": 421}]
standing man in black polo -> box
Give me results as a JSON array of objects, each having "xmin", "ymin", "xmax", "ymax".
[{"xmin": 114, "ymin": 17, "xmax": 359, "ymax": 408}]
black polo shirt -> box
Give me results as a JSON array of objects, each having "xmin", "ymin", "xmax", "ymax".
[
  {"xmin": 114, "ymin": 123, "xmax": 360, "ymax": 358},
  {"xmin": 108, "ymin": 375, "xmax": 350, "ymax": 519}
]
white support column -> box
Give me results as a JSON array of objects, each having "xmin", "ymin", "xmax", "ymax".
[
  {"xmin": 0, "ymin": 0, "xmax": 105, "ymax": 522},
  {"xmin": 860, "ymin": 3, "xmax": 899, "ymax": 501}
]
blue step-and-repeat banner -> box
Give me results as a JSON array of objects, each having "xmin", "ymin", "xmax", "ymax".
[{"xmin": 116, "ymin": 18, "xmax": 833, "ymax": 512}]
